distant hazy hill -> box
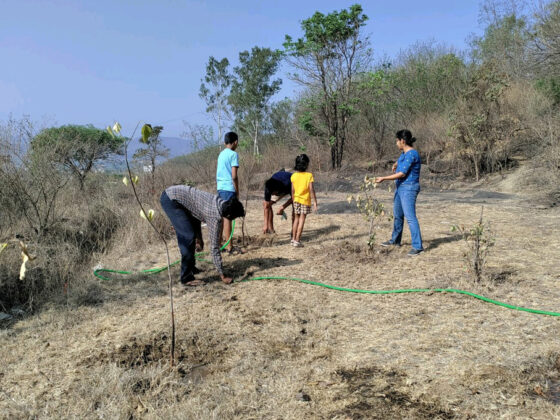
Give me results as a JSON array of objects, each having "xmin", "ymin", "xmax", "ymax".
[
  {"xmin": 127, "ymin": 136, "xmax": 193, "ymax": 159},
  {"xmin": 97, "ymin": 136, "xmax": 194, "ymax": 172}
]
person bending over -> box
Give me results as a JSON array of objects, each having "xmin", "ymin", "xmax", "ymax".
[
  {"xmin": 160, "ymin": 185, "xmax": 245, "ymax": 286},
  {"xmin": 263, "ymin": 169, "xmax": 293, "ymax": 234}
]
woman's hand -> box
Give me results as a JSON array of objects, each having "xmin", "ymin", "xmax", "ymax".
[
  {"xmin": 313, "ymin": 202, "xmax": 318, "ymax": 212},
  {"xmin": 195, "ymin": 238, "xmax": 204, "ymax": 252},
  {"xmin": 375, "ymin": 177, "xmax": 384, "ymax": 183},
  {"xmin": 392, "ymin": 162, "xmax": 398, "ymax": 173}
]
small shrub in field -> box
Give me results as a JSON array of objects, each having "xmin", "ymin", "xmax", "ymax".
[
  {"xmin": 452, "ymin": 207, "xmax": 495, "ymax": 282},
  {"xmin": 347, "ymin": 175, "xmax": 388, "ymax": 252}
]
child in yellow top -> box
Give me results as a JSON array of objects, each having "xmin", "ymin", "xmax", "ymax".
[{"xmin": 290, "ymin": 154, "xmax": 318, "ymax": 247}]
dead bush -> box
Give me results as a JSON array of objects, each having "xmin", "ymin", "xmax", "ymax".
[
  {"xmin": 449, "ymin": 63, "xmax": 523, "ymax": 180},
  {"xmin": 0, "ymin": 239, "xmax": 80, "ymax": 311}
]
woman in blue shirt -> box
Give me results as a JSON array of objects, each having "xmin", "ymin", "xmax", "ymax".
[{"xmin": 375, "ymin": 130, "xmax": 423, "ymax": 256}]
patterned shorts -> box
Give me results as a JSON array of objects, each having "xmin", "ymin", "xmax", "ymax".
[{"xmin": 293, "ymin": 202, "xmax": 312, "ymax": 214}]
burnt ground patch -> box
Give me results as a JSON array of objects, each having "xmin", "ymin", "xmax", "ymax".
[{"xmin": 329, "ymin": 366, "xmax": 454, "ymax": 419}]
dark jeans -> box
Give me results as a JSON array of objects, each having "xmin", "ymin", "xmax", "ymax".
[
  {"xmin": 160, "ymin": 191, "xmax": 201, "ymax": 283},
  {"xmin": 391, "ymin": 184, "xmax": 423, "ymax": 250}
]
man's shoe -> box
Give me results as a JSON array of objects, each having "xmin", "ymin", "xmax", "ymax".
[
  {"xmin": 407, "ymin": 248, "xmax": 424, "ymax": 257},
  {"xmin": 380, "ymin": 240, "xmax": 399, "ymax": 247},
  {"xmin": 192, "ymin": 266, "xmax": 202, "ymax": 275},
  {"xmin": 180, "ymin": 272, "xmax": 196, "ymax": 285}
]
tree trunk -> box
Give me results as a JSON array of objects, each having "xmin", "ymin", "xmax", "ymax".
[{"xmin": 253, "ymin": 119, "xmax": 259, "ymax": 156}]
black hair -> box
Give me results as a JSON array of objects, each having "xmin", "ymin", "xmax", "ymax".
[
  {"xmin": 265, "ymin": 178, "xmax": 285, "ymax": 194},
  {"xmin": 220, "ymin": 197, "xmax": 245, "ymax": 220},
  {"xmin": 294, "ymin": 154, "xmax": 310, "ymax": 172},
  {"xmin": 396, "ymin": 129, "xmax": 416, "ymax": 146},
  {"xmin": 224, "ymin": 131, "xmax": 238, "ymax": 145}
]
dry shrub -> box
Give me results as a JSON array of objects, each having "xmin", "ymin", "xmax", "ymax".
[
  {"xmin": 519, "ymin": 84, "xmax": 560, "ymax": 194},
  {"xmin": 409, "ymin": 113, "xmax": 451, "ymax": 167},
  {"xmin": 0, "ymin": 177, "xmax": 127, "ymax": 311},
  {"xmin": 259, "ymin": 142, "xmax": 297, "ymax": 174},
  {"xmin": 0, "ymin": 238, "xmax": 80, "ymax": 311},
  {"xmin": 302, "ymin": 137, "xmax": 333, "ymax": 173}
]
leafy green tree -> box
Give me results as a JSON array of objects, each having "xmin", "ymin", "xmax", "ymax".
[
  {"xmin": 31, "ymin": 124, "xmax": 123, "ymax": 190},
  {"xmin": 354, "ymin": 67, "xmax": 398, "ymax": 158},
  {"xmin": 268, "ymin": 98, "xmax": 296, "ymax": 145},
  {"xmin": 228, "ymin": 46, "xmax": 283, "ymax": 155},
  {"xmin": 133, "ymin": 125, "xmax": 168, "ymax": 192},
  {"xmin": 284, "ymin": 4, "xmax": 370, "ymax": 168},
  {"xmin": 392, "ymin": 44, "xmax": 468, "ymax": 118},
  {"xmin": 470, "ymin": 13, "xmax": 531, "ymax": 78},
  {"xmin": 199, "ymin": 57, "xmax": 232, "ymax": 143}
]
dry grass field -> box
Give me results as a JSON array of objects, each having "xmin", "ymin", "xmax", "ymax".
[{"xmin": 1, "ymin": 168, "xmax": 560, "ymax": 419}]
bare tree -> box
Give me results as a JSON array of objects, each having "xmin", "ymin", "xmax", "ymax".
[{"xmin": 0, "ymin": 116, "xmax": 72, "ymax": 237}]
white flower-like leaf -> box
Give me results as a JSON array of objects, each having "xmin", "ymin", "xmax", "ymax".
[
  {"xmin": 122, "ymin": 176, "xmax": 129, "ymax": 186},
  {"xmin": 112, "ymin": 122, "xmax": 122, "ymax": 134},
  {"xmin": 18, "ymin": 241, "xmax": 35, "ymax": 280},
  {"xmin": 140, "ymin": 209, "xmax": 155, "ymax": 222}
]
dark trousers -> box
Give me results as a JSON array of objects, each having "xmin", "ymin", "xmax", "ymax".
[{"xmin": 160, "ymin": 191, "xmax": 201, "ymax": 283}]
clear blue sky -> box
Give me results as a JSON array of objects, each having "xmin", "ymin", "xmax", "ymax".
[{"xmin": 0, "ymin": 0, "xmax": 481, "ymax": 137}]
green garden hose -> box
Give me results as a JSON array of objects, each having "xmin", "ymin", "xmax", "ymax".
[
  {"xmin": 237, "ymin": 276, "xmax": 560, "ymax": 317},
  {"xmin": 93, "ymin": 220, "xmax": 560, "ymax": 317},
  {"xmin": 93, "ymin": 221, "xmax": 236, "ymax": 281}
]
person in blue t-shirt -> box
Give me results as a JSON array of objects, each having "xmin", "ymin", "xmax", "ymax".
[
  {"xmin": 375, "ymin": 129, "xmax": 424, "ymax": 256},
  {"xmin": 262, "ymin": 169, "xmax": 293, "ymax": 234},
  {"xmin": 216, "ymin": 131, "xmax": 239, "ymax": 253}
]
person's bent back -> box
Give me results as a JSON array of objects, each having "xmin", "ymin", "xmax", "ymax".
[{"xmin": 161, "ymin": 185, "xmax": 244, "ymax": 285}]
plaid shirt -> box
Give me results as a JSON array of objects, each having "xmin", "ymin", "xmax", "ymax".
[{"xmin": 165, "ymin": 185, "xmax": 225, "ymax": 276}]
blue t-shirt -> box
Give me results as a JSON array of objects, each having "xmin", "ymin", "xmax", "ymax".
[
  {"xmin": 271, "ymin": 170, "xmax": 293, "ymax": 192},
  {"xmin": 395, "ymin": 149, "xmax": 421, "ymax": 188},
  {"xmin": 216, "ymin": 148, "xmax": 239, "ymax": 192}
]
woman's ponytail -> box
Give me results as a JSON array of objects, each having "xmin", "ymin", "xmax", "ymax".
[{"xmin": 396, "ymin": 129, "xmax": 416, "ymax": 146}]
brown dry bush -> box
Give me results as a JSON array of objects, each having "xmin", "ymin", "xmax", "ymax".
[
  {"xmin": 0, "ymin": 180, "xmax": 125, "ymax": 311},
  {"xmin": 409, "ymin": 113, "xmax": 452, "ymax": 168}
]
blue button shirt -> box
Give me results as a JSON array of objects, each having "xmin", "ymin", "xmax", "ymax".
[{"xmin": 395, "ymin": 149, "xmax": 421, "ymax": 188}]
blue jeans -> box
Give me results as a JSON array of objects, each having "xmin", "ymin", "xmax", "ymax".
[
  {"xmin": 391, "ymin": 184, "xmax": 423, "ymax": 250},
  {"xmin": 160, "ymin": 191, "xmax": 201, "ymax": 283},
  {"xmin": 218, "ymin": 190, "xmax": 236, "ymax": 201}
]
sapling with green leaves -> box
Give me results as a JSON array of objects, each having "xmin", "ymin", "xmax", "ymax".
[
  {"xmin": 347, "ymin": 175, "xmax": 388, "ymax": 252},
  {"xmin": 106, "ymin": 122, "xmax": 177, "ymax": 367},
  {"xmin": 451, "ymin": 206, "xmax": 495, "ymax": 282}
]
